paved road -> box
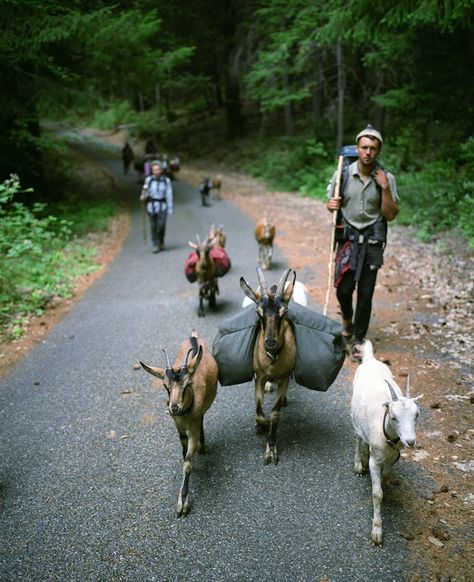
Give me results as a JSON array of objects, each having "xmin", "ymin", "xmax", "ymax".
[{"xmin": 0, "ymin": 134, "xmax": 423, "ymax": 581}]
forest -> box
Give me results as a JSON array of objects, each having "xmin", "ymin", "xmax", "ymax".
[{"xmin": 1, "ymin": 0, "xmax": 473, "ymax": 336}]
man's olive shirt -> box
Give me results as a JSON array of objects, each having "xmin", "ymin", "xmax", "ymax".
[{"xmin": 327, "ymin": 161, "xmax": 399, "ymax": 231}]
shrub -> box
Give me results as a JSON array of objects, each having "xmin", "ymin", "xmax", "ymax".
[{"xmin": 0, "ymin": 176, "xmax": 105, "ymax": 339}]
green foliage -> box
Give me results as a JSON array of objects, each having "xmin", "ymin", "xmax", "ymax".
[
  {"xmin": 0, "ymin": 175, "xmax": 114, "ymax": 339},
  {"xmin": 91, "ymin": 101, "xmax": 138, "ymax": 131},
  {"xmin": 213, "ymin": 134, "xmax": 333, "ymax": 195},
  {"xmin": 391, "ymin": 143, "xmax": 474, "ymax": 246}
]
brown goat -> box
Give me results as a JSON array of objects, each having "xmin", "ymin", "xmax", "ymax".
[
  {"xmin": 189, "ymin": 237, "xmax": 218, "ymax": 317},
  {"xmin": 211, "ymin": 175, "xmax": 222, "ymax": 200},
  {"xmin": 240, "ymin": 268, "xmax": 296, "ymax": 464},
  {"xmin": 255, "ymin": 212, "xmax": 275, "ymax": 270},
  {"xmin": 208, "ymin": 224, "xmax": 226, "ymax": 248},
  {"xmin": 140, "ymin": 330, "xmax": 218, "ymax": 517}
]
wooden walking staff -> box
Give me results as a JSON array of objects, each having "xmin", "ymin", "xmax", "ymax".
[
  {"xmin": 141, "ymin": 184, "xmax": 148, "ymax": 243},
  {"xmin": 323, "ymin": 154, "xmax": 344, "ymax": 316}
]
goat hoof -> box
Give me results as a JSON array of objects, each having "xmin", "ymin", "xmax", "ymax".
[
  {"xmin": 371, "ymin": 530, "xmax": 383, "ymax": 547},
  {"xmin": 264, "ymin": 445, "xmax": 278, "ymax": 465},
  {"xmin": 371, "ymin": 537, "xmax": 383, "ymax": 547},
  {"xmin": 177, "ymin": 501, "xmax": 191, "ymax": 517},
  {"xmin": 264, "ymin": 453, "xmax": 278, "ymax": 465}
]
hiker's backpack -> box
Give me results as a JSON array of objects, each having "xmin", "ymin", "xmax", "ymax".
[{"xmin": 339, "ymin": 145, "xmax": 358, "ymax": 193}]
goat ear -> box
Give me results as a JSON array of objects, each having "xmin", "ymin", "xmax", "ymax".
[
  {"xmin": 187, "ymin": 345, "xmax": 203, "ymax": 375},
  {"xmin": 240, "ymin": 277, "xmax": 259, "ymax": 303},
  {"xmin": 189, "ymin": 241, "xmax": 198, "ymax": 249},
  {"xmin": 282, "ymin": 271, "xmax": 296, "ymax": 303},
  {"xmin": 413, "ymin": 394, "xmax": 424, "ymax": 401},
  {"xmin": 140, "ymin": 361, "xmax": 165, "ymax": 379}
]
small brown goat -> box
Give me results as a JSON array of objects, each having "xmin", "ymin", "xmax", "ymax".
[
  {"xmin": 211, "ymin": 175, "xmax": 222, "ymax": 200},
  {"xmin": 189, "ymin": 237, "xmax": 218, "ymax": 317},
  {"xmin": 240, "ymin": 268, "xmax": 296, "ymax": 464},
  {"xmin": 140, "ymin": 330, "xmax": 218, "ymax": 517},
  {"xmin": 255, "ymin": 212, "xmax": 275, "ymax": 270},
  {"xmin": 208, "ymin": 224, "xmax": 226, "ymax": 248}
]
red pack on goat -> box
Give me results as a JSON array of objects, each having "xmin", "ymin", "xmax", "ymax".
[{"xmin": 184, "ymin": 246, "xmax": 231, "ymax": 283}]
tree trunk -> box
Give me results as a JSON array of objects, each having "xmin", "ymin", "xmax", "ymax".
[
  {"xmin": 283, "ymin": 68, "xmax": 294, "ymax": 136},
  {"xmin": 225, "ymin": 74, "xmax": 244, "ymax": 140},
  {"xmin": 374, "ymin": 72, "xmax": 385, "ymax": 132},
  {"xmin": 312, "ymin": 50, "xmax": 324, "ymax": 127},
  {"xmin": 155, "ymin": 84, "xmax": 161, "ymax": 116},
  {"xmin": 336, "ymin": 39, "xmax": 345, "ymax": 152}
]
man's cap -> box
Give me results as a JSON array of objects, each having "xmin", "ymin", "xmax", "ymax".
[
  {"xmin": 151, "ymin": 159, "xmax": 162, "ymax": 167},
  {"xmin": 356, "ymin": 124, "xmax": 383, "ymax": 145}
]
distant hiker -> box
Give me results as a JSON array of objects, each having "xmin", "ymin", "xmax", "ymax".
[
  {"xmin": 121, "ymin": 142, "xmax": 135, "ymax": 174},
  {"xmin": 140, "ymin": 160, "xmax": 174, "ymax": 253},
  {"xmin": 199, "ymin": 177, "xmax": 212, "ymax": 206},
  {"xmin": 326, "ymin": 124, "xmax": 399, "ymax": 362},
  {"xmin": 143, "ymin": 153, "xmax": 154, "ymax": 177},
  {"xmin": 145, "ymin": 139, "xmax": 156, "ymax": 155}
]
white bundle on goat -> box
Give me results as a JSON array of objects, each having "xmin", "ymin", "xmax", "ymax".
[{"xmin": 351, "ymin": 340, "xmax": 423, "ymax": 546}]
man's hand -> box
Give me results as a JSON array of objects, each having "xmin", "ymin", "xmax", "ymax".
[
  {"xmin": 327, "ymin": 197, "xmax": 341, "ymax": 212},
  {"xmin": 374, "ymin": 169, "xmax": 389, "ymax": 191}
]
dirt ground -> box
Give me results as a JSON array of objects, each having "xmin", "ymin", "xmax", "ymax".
[{"xmin": 1, "ymin": 133, "xmax": 472, "ymax": 581}]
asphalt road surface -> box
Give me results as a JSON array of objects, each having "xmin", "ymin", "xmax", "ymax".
[{"xmin": 0, "ymin": 133, "xmax": 424, "ymax": 581}]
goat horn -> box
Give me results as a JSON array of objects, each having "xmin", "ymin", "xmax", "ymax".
[
  {"xmin": 180, "ymin": 347, "xmax": 195, "ymax": 370},
  {"xmin": 385, "ymin": 379, "xmax": 398, "ymax": 401},
  {"xmin": 406, "ymin": 375, "xmax": 411, "ymax": 398},
  {"xmin": 276, "ymin": 269, "xmax": 291, "ymax": 297},
  {"xmin": 256, "ymin": 267, "xmax": 269, "ymax": 297},
  {"xmin": 162, "ymin": 349, "xmax": 173, "ymax": 371}
]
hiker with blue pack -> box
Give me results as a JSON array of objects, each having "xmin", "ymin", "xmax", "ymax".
[
  {"xmin": 326, "ymin": 125, "xmax": 399, "ymax": 362},
  {"xmin": 140, "ymin": 159, "xmax": 174, "ymax": 253}
]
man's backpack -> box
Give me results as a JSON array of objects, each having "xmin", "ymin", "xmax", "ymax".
[{"xmin": 339, "ymin": 145, "xmax": 359, "ymax": 193}]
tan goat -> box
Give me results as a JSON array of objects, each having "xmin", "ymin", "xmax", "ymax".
[
  {"xmin": 140, "ymin": 330, "xmax": 218, "ymax": 517},
  {"xmin": 255, "ymin": 212, "xmax": 275, "ymax": 270},
  {"xmin": 240, "ymin": 268, "xmax": 296, "ymax": 464},
  {"xmin": 208, "ymin": 224, "xmax": 226, "ymax": 248},
  {"xmin": 211, "ymin": 175, "xmax": 222, "ymax": 200}
]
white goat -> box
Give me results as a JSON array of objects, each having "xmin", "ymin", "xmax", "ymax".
[{"xmin": 351, "ymin": 340, "xmax": 423, "ymax": 547}]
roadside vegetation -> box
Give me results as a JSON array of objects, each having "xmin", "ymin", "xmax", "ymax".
[{"xmin": 0, "ymin": 162, "xmax": 117, "ymax": 340}]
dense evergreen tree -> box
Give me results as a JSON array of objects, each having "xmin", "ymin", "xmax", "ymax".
[{"xmin": 1, "ymin": 0, "xmax": 472, "ymax": 187}]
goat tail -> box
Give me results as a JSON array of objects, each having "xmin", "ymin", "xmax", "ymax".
[
  {"xmin": 190, "ymin": 329, "xmax": 199, "ymax": 358},
  {"xmin": 361, "ymin": 339, "xmax": 375, "ymax": 362}
]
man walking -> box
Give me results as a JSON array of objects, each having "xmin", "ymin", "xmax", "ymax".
[
  {"xmin": 326, "ymin": 124, "xmax": 399, "ymax": 361},
  {"xmin": 140, "ymin": 160, "xmax": 174, "ymax": 253}
]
